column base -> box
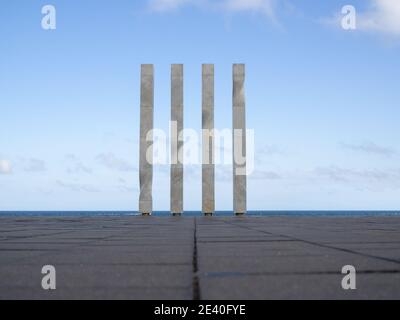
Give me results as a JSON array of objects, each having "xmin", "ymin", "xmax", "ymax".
[
  {"xmin": 172, "ymin": 212, "xmax": 182, "ymax": 217},
  {"xmin": 204, "ymin": 212, "xmax": 213, "ymax": 217}
]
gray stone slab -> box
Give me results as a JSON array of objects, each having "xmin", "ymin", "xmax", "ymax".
[
  {"xmin": 0, "ymin": 287, "xmax": 191, "ymax": 300},
  {"xmin": 0, "ymin": 250, "xmax": 50, "ymax": 265},
  {"xmin": 346, "ymin": 248, "xmax": 400, "ymax": 262},
  {"xmin": 12, "ymin": 251, "xmax": 192, "ymax": 266},
  {"xmin": 199, "ymin": 273, "xmax": 400, "ymax": 300},
  {"xmin": 197, "ymin": 251, "xmax": 400, "ymax": 274},
  {"xmin": 0, "ymin": 264, "xmax": 192, "ymax": 288}
]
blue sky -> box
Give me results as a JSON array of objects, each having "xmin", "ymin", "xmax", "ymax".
[{"xmin": 1, "ymin": 0, "xmax": 400, "ymax": 211}]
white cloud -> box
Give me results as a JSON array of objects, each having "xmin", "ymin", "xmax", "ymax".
[
  {"xmin": 67, "ymin": 162, "xmax": 92, "ymax": 174},
  {"xmin": 0, "ymin": 159, "xmax": 12, "ymax": 174},
  {"xmin": 117, "ymin": 185, "xmax": 137, "ymax": 193},
  {"xmin": 324, "ymin": 0, "xmax": 400, "ymax": 36},
  {"xmin": 96, "ymin": 153, "xmax": 136, "ymax": 172},
  {"xmin": 148, "ymin": 0, "xmax": 279, "ymax": 20},
  {"xmin": 149, "ymin": 0, "xmax": 192, "ymax": 12},
  {"xmin": 357, "ymin": 0, "xmax": 400, "ymax": 35},
  {"xmin": 315, "ymin": 166, "xmax": 400, "ymax": 190},
  {"xmin": 56, "ymin": 180, "xmax": 100, "ymax": 193},
  {"xmin": 340, "ymin": 141, "xmax": 397, "ymax": 157},
  {"xmin": 65, "ymin": 154, "xmax": 92, "ymax": 174},
  {"xmin": 249, "ymin": 169, "xmax": 281, "ymax": 180},
  {"xmin": 223, "ymin": 0, "xmax": 276, "ymax": 18},
  {"xmin": 24, "ymin": 158, "xmax": 46, "ymax": 172}
]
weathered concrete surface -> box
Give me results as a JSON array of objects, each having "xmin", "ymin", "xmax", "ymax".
[
  {"xmin": 232, "ymin": 64, "xmax": 246, "ymax": 214},
  {"xmin": 171, "ymin": 64, "xmax": 184, "ymax": 214},
  {"xmin": 1, "ymin": 216, "xmax": 400, "ymax": 299},
  {"xmin": 202, "ymin": 64, "xmax": 215, "ymax": 215},
  {"xmin": 139, "ymin": 64, "xmax": 154, "ymax": 215}
]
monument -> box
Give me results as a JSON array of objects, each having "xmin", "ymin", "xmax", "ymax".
[{"xmin": 138, "ymin": 64, "xmax": 246, "ymax": 216}]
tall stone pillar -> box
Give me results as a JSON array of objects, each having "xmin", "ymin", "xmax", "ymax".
[
  {"xmin": 202, "ymin": 64, "xmax": 215, "ymax": 216},
  {"xmin": 171, "ymin": 64, "xmax": 184, "ymax": 215},
  {"xmin": 139, "ymin": 64, "xmax": 154, "ymax": 215},
  {"xmin": 233, "ymin": 64, "xmax": 246, "ymax": 215}
]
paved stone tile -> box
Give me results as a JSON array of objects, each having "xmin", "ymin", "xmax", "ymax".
[
  {"xmin": 199, "ymin": 273, "xmax": 400, "ymax": 300},
  {"xmin": 345, "ymin": 248, "xmax": 400, "ymax": 262},
  {"xmin": 7, "ymin": 250, "xmax": 193, "ymax": 266},
  {"xmin": 0, "ymin": 287, "xmax": 192, "ymax": 300},
  {"xmin": 0, "ymin": 264, "xmax": 192, "ymax": 288},
  {"xmin": 0, "ymin": 250, "xmax": 48, "ymax": 264},
  {"xmin": 197, "ymin": 253, "xmax": 400, "ymax": 274}
]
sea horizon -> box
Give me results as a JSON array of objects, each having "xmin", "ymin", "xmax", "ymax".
[{"xmin": 1, "ymin": 210, "xmax": 399, "ymax": 217}]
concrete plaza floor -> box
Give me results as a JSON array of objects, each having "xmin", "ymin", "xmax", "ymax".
[{"xmin": 0, "ymin": 216, "xmax": 400, "ymax": 299}]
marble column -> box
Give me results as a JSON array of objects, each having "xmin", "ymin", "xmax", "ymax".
[
  {"xmin": 139, "ymin": 64, "xmax": 154, "ymax": 215},
  {"xmin": 170, "ymin": 64, "xmax": 184, "ymax": 215},
  {"xmin": 202, "ymin": 64, "xmax": 215, "ymax": 216},
  {"xmin": 233, "ymin": 64, "xmax": 246, "ymax": 215}
]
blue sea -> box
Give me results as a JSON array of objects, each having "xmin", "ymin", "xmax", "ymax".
[{"xmin": 0, "ymin": 211, "xmax": 399, "ymax": 217}]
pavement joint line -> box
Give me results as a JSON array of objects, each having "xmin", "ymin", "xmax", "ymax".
[
  {"xmin": 322, "ymin": 241, "xmax": 400, "ymax": 245},
  {"xmin": 221, "ymin": 219, "xmax": 400, "ymax": 266},
  {"xmin": 1, "ymin": 262, "xmax": 192, "ymax": 266},
  {"xmin": 198, "ymin": 239, "xmax": 297, "ymax": 243},
  {"xmin": 192, "ymin": 217, "xmax": 201, "ymax": 300},
  {"xmin": 0, "ymin": 249, "xmax": 59, "ymax": 252},
  {"xmin": 0, "ymin": 285, "xmax": 193, "ymax": 290},
  {"xmin": 199, "ymin": 269, "xmax": 400, "ymax": 278}
]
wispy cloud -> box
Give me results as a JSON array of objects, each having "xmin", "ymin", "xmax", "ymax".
[
  {"xmin": 0, "ymin": 159, "xmax": 12, "ymax": 174},
  {"xmin": 315, "ymin": 166, "xmax": 400, "ymax": 190},
  {"xmin": 149, "ymin": 0, "xmax": 193, "ymax": 11},
  {"xmin": 316, "ymin": 166, "xmax": 388, "ymax": 182},
  {"xmin": 96, "ymin": 153, "xmax": 136, "ymax": 172},
  {"xmin": 323, "ymin": 0, "xmax": 400, "ymax": 37},
  {"xmin": 67, "ymin": 162, "xmax": 92, "ymax": 174},
  {"xmin": 340, "ymin": 141, "xmax": 396, "ymax": 157},
  {"xmin": 117, "ymin": 185, "xmax": 138, "ymax": 193},
  {"xmin": 56, "ymin": 180, "xmax": 100, "ymax": 193},
  {"xmin": 116, "ymin": 177, "xmax": 137, "ymax": 193},
  {"xmin": 216, "ymin": 166, "xmax": 282, "ymax": 182},
  {"xmin": 223, "ymin": 0, "xmax": 277, "ymax": 18},
  {"xmin": 118, "ymin": 177, "xmax": 127, "ymax": 184},
  {"xmin": 148, "ymin": 0, "xmax": 280, "ymax": 22},
  {"xmin": 255, "ymin": 144, "xmax": 286, "ymax": 165},
  {"xmin": 24, "ymin": 158, "xmax": 46, "ymax": 172},
  {"xmin": 65, "ymin": 154, "xmax": 92, "ymax": 174},
  {"xmin": 249, "ymin": 169, "xmax": 281, "ymax": 180},
  {"xmin": 357, "ymin": 0, "xmax": 400, "ymax": 36},
  {"xmin": 261, "ymin": 144, "xmax": 284, "ymax": 155}
]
